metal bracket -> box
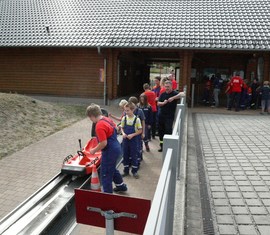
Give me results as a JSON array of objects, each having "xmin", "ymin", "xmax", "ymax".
[
  {"xmin": 87, "ymin": 206, "xmax": 137, "ymax": 220},
  {"xmin": 87, "ymin": 206, "xmax": 137, "ymax": 235}
]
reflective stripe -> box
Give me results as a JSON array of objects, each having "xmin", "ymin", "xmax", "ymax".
[{"xmin": 115, "ymin": 182, "xmax": 124, "ymax": 186}]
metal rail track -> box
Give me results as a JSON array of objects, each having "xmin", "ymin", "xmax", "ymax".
[
  {"xmin": 0, "ymin": 173, "xmax": 91, "ymax": 235},
  {"xmin": 0, "ymin": 156, "xmax": 123, "ymax": 235}
]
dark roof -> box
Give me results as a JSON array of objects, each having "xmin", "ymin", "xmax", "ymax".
[{"xmin": 1, "ymin": 0, "xmax": 270, "ymax": 51}]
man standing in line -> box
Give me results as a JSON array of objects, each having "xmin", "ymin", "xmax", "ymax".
[
  {"xmin": 168, "ymin": 70, "xmax": 178, "ymax": 90},
  {"xmin": 212, "ymin": 73, "xmax": 223, "ymax": 108},
  {"xmin": 228, "ymin": 71, "xmax": 243, "ymax": 112},
  {"xmin": 152, "ymin": 76, "xmax": 161, "ymax": 138},
  {"xmin": 157, "ymin": 81, "xmax": 185, "ymax": 152}
]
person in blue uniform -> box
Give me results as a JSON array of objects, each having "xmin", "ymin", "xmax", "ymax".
[
  {"xmin": 212, "ymin": 73, "xmax": 223, "ymax": 108},
  {"xmin": 128, "ymin": 96, "xmax": 145, "ymax": 165},
  {"xmin": 86, "ymin": 103, "xmax": 127, "ymax": 193},
  {"xmin": 120, "ymin": 102, "xmax": 142, "ymax": 179},
  {"xmin": 138, "ymin": 94, "xmax": 153, "ymax": 152}
]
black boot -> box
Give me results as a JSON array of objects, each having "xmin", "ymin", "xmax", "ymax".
[{"xmin": 158, "ymin": 143, "xmax": 163, "ymax": 152}]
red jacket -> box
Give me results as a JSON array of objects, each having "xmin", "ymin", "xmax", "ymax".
[
  {"xmin": 172, "ymin": 79, "xmax": 178, "ymax": 90},
  {"xmin": 230, "ymin": 76, "xmax": 243, "ymax": 93},
  {"xmin": 143, "ymin": 90, "xmax": 157, "ymax": 112}
]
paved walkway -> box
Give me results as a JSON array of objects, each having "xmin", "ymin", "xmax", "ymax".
[{"xmin": 186, "ymin": 108, "xmax": 270, "ymax": 235}]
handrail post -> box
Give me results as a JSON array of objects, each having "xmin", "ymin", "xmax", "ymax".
[{"xmin": 163, "ymin": 134, "xmax": 178, "ymax": 235}]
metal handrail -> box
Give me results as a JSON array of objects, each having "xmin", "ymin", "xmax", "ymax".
[
  {"xmin": 143, "ymin": 86, "xmax": 187, "ymax": 235},
  {"xmin": 143, "ymin": 149, "xmax": 173, "ymax": 235}
]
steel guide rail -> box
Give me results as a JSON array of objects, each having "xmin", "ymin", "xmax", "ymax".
[
  {"xmin": 0, "ymin": 173, "xmax": 89, "ymax": 235},
  {"xmin": 0, "ymin": 157, "xmax": 123, "ymax": 235}
]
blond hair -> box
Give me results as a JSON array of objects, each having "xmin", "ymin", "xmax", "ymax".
[{"xmin": 119, "ymin": 99, "xmax": 128, "ymax": 108}]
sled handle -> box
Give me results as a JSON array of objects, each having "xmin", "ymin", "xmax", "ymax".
[
  {"xmin": 63, "ymin": 154, "xmax": 73, "ymax": 164},
  {"xmin": 85, "ymin": 157, "xmax": 99, "ymax": 167}
]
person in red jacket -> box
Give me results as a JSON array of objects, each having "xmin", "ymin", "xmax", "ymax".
[
  {"xmin": 142, "ymin": 83, "xmax": 157, "ymax": 139},
  {"xmin": 87, "ymin": 104, "xmax": 127, "ymax": 193},
  {"xmin": 168, "ymin": 71, "xmax": 178, "ymax": 90},
  {"xmin": 227, "ymin": 71, "xmax": 243, "ymax": 111}
]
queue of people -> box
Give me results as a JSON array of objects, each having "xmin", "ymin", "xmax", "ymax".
[
  {"xmin": 85, "ymin": 75, "xmax": 185, "ymax": 193},
  {"xmin": 203, "ymin": 72, "xmax": 270, "ymax": 114}
]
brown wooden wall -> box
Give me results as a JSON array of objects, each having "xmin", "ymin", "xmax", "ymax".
[
  {"xmin": 0, "ymin": 47, "xmax": 104, "ymax": 98},
  {"xmin": 1, "ymin": 47, "xmax": 269, "ymax": 100}
]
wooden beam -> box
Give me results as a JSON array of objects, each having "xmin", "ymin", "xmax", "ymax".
[{"xmin": 180, "ymin": 51, "xmax": 193, "ymax": 98}]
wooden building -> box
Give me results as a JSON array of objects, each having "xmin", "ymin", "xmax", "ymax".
[{"xmin": 0, "ymin": 0, "xmax": 270, "ymax": 104}]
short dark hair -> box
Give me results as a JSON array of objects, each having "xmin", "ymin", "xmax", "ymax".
[
  {"xmin": 124, "ymin": 101, "xmax": 136, "ymax": 110},
  {"xmin": 235, "ymin": 71, "xmax": 240, "ymax": 76},
  {"xmin": 86, "ymin": 103, "xmax": 102, "ymax": 117},
  {"xmin": 143, "ymin": 83, "xmax": 150, "ymax": 90},
  {"xmin": 128, "ymin": 96, "xmax": 138, "ymax": 104}
]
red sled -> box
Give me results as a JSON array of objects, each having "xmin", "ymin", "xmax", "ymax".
[{"xmin": 61, "ymin": 137, "xmax": 101, "ymax": 176}]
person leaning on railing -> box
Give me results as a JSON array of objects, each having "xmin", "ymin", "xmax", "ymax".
[{"xmin": 157, "ymin": 81, "xmax": 185, "ymax": 152}]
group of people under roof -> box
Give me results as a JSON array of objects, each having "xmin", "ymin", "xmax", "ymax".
[
  {"xmin": 86, "ymin": 71, "xmax": 185, "ymax": 194},
  {"xmin": 202, "ymin": 72, "xmax": 270, "ymax": 114}
]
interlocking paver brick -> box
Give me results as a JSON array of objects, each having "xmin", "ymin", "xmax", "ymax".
[
  {"xmin": 209, "ymin": 175, "xmax": 222, "ymax": 181},
  {"xmin": 242, "ymin": 192, "xmax": 258, "ymax": 199},
  {"xmin": 218, "ymin": 224, "xmax": 237, "ymax": 234},
  {"xmin": 212, "ymin": 192, "xmax": 227, "ymax": 198},
  {"xmin": 214, "ymin": 199, "xmax": 229, "ymax": 206},
  {"xmin": 229, "ymin": 199, "xmax": 246, "ymax": 206},
  {"xmin": 238, "ymin": 225, "xmax": 258, "ymax": 235},
  {"xmin": 250, "ymin": 181, "xmax": 265, "ymax": 186},
  {"xmin": 258, "ymin": 192, "xmax": 270, "ymax": 198},
  {"xmin": 257, "ymin": 225, "xmax": 270, "ymax": 235},
  {"xmin": 238, "ymin": 181, "xmax": 251, "ymax": 186},
  {"xmin": 210, "ymin": 181, "xmax": 223, "ymax": 186},
  {"xmin": 227, "ymin": 192, "xmax": 242, "ymax": 198},
  {"xmin": 211, "ymin": 186, "xmax": 225, "ymax": 192},
  {"xmin": 258, "ymin": 171, "xmax": 270, "ymax": 176},
  {"xmin": 261, "ymin": 199, "xmax": 270, "ymax": 206},
  {"xmin": 253, "ymin": 215, "xmax": 270, "ymax": 225},
  {"xmin": 224, "ymin": 181, "xmax": 237, "ymax": 186},
  {"xmin": 245, "ymin": 171, "xmax": 257, "ymax": 176},
  {"xmin": 235, "ymin": 215, "xmax": 253, "ymax": 225},
  {"xmin": 261, "ymin": 176, "xmax": 270, "ymax": 181},
  {"xmin": 254, "ymin": 186, "xmax": 269, "ymax": 192},
  {"xmin": 235, "ymin": 176, "xmax": 248, "ymax": 181},
  {"xmin": 239, "ymin": 186, "xmax": 254, "ymax": 192},
  {"xmin": 232, "ymin": 206, "xmax": 250, "ymax": 215},
  {"xmin": 225, "ymin": 186, "xmax": 239, "ymax": 192},
  {"xmin": 245, "ymin": 199, "xmax": 263, "ymax": 206},
  {"xmin": 222, "ymin": 176, "xmax": 235, "ymax": 181},
  {"xmin": 249, "ymin": 207, "xmax": 268, "ymax": 215},
  {"xmin": 215, "ymin": 206, "xmax": 231, "ymax": 215},
  {"xmin": 217, "ymin": 215, "xmax": 234, "ymax": 224},
  {"xmin": 220, "ymin": 171, "xmax": 233, "ymax": 176}
]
